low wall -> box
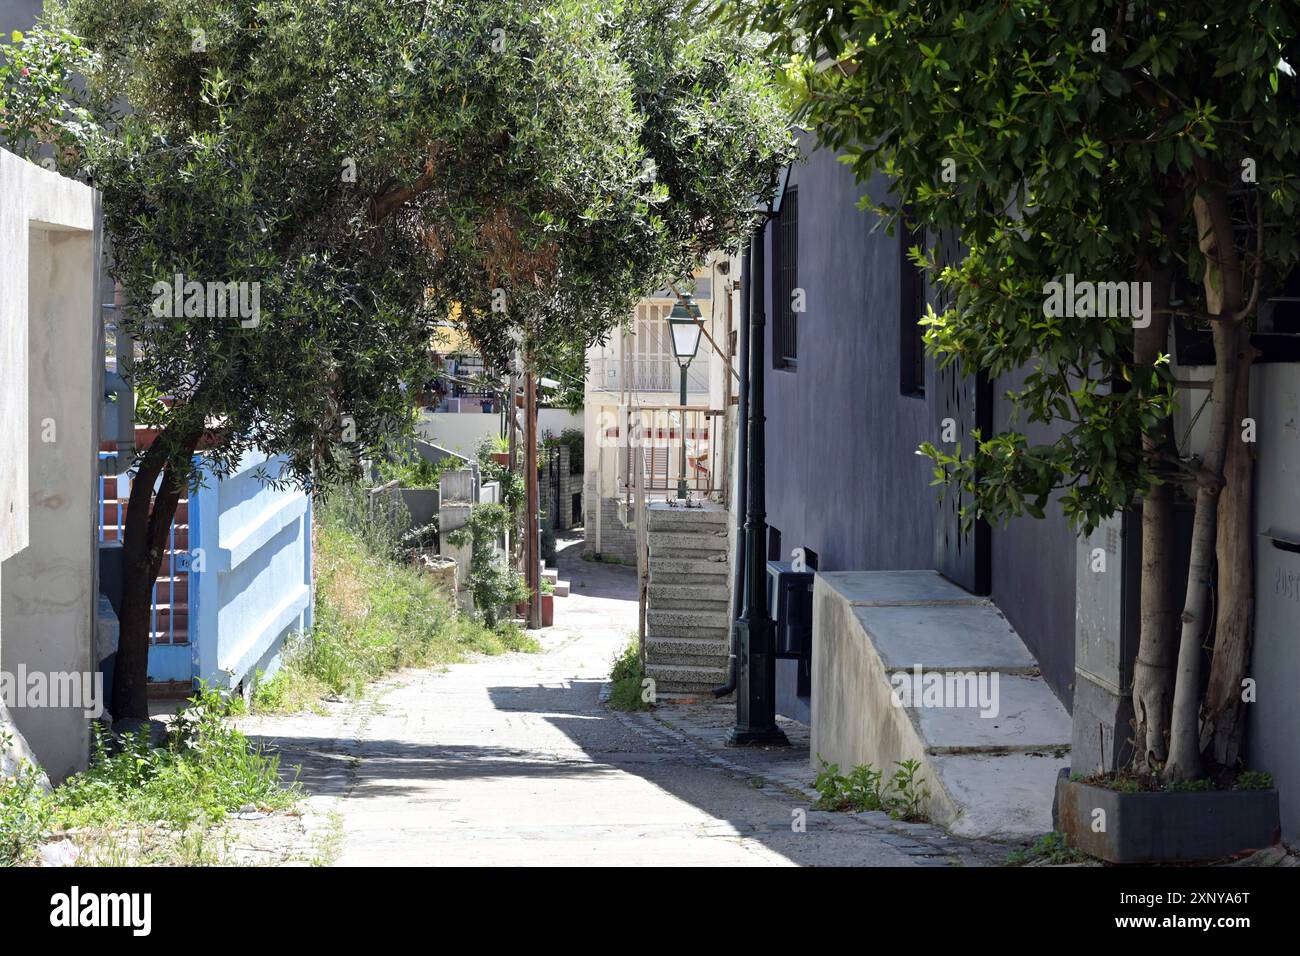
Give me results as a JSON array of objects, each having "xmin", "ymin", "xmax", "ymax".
[
  {"xmin": 418, "ymin": 408, "xmax": 583, "ymax": 457},
  {"xmin": 185, "ymin": 451, "xmax": 312, "ymax": 691}
]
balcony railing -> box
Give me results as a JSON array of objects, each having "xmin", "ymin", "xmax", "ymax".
[
  {"xmin": 589, "ymin": 356, "xmax": 709, "ymax": 396},
  {"xmin": 606, "ymin": 405, "xmax": 717, "ymax": 495}
]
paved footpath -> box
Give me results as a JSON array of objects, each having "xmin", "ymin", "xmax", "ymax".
[{"xmin": 239, "ymin": 538, "xmax": 1007, "ymax": 867}]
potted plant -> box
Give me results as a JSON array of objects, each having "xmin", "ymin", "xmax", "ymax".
[
  {"xmin": 539, "ymin": 578, "xmax": 555, "ymax": 627},
  {"xmin": 1055, "ymin": 769, "xmax": 1279, "ymax": 864}
]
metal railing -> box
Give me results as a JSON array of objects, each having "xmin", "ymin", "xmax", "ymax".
[
  {"xmin": 619, "ymin": 405, "xmax": 716, "ymax": 495},
  {"xmin": 98, "ymin": 449, "xmax": 194, "ymax": 647},
  {"xmin": 589, "ymin": 356, "xmax": 710, "ymax": 396}
]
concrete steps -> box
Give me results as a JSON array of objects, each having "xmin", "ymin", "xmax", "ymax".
[
  {"xmin": 647, "ymin": 608, "xmax": 731, "ymax": 631},
  {"xmin": 642, "ymin": 502, "xmax": 733, "ymax": 695},
  {"xmin": 812, "ymin": 571, "xmax": 1071, "ymax": 841},
  {"xmin": 647, "ymin": 581, "xmax": 730, "ymax": 606},
  {"xmin": 645, "ymin": 635, "xmax": 730, "ymax": 661},
  {"xmin": 646, "ymin": 662, "xmax": 729, "ymax": 696},
  {"xmin": 646, "ymin": 529, "xmax": 729, "ymax": 554}
]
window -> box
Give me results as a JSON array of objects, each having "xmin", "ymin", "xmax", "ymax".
[
  {"xmin": 899, "ymin": 218, "xmax": 926, "ymax": 396},
  {"xmin": 773, "ymin": 187, "xmax": 799, "ymax": 369}
]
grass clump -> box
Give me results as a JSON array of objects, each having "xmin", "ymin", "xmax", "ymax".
[
  {"xmin": 252, "ymin": 483, "xmax": 537, "ymax": 713},
  {"xmin": 607, "ymin": 636, "xmax": 652, "ymax": 711}
]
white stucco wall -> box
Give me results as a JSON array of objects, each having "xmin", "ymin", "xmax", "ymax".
[{"xmin": 0, "ymin": 149, "xmax": 102, "ymax": 782}]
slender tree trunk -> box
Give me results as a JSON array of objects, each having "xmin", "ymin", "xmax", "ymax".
[
  {"xmin": 1165, "ymin": 183, "xmax": 1244, "ymax": 782},
  {"xmin": 1131, "ymin": 281, "xmax": 1178, "ymax": 771},
  {"xmin": 1200, "ymin": 341, "xmax": 1257, "ymax": 768},
  {"xmin": 112, "ymin": 425, "xmax": 201, "ymax": 720},
  {"xmin": 525, "ymin": 366, "xmax": 541, "ymax": 628}
]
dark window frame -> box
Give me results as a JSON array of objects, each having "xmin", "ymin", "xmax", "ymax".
[
  {"xmin": 772, "ymin": 187, "xmax": 799, "ymax": 370},
  {"xmin": 899, "ymin": 215, "xmax": 926, "ymax": 397}
]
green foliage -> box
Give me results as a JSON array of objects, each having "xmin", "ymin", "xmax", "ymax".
[
  {"xmin": 1006, "ymin": 830, "xmax": 1089, "ymax": 866},
  {"xmin": 1235, "ymin": 770, "xmax": 1273, "ymax": 791},
  {"xmin": 53, "ymin": 688, "xmax": 296, "ymax": 831},
  {"xmin": 723, "ymin": 0, "xmax": 1300, "ymax": 533},
  {"xmin": 256, "ymin": 486, "xmax": 537, "ymax": 710},
  {"xmin": 0, "ymin": 762, "xmax": 52, "ymax": 866},
  {"xmin": 812, "ymin": 756, "xmax": 931, "ymax": 821},
  {"xmin": 477, "ymin": 437, "xmax": 526, "ymax": 513},
  {"xmin": 444, "ymin": 503, "xmax": 530, "ymax": 628},
  {"xmin": 2, "ymin": 0, "xmax": 791, "ymax": 487},
  {"xmin": 607, "ymin": 637, "xmax": 652, "ymax": 711},
  {"xmin": 374, "ymin": 452, "xmax": 459, "ymax": 490}
]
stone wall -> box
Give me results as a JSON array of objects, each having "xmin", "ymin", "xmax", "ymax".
[
  {"xmin": 584, "ymin": 496, "xmax": 638, "ymax": 563},
  {"xmin": 539, "ymin": 444, "xmax": 583, "ymax": 533}
]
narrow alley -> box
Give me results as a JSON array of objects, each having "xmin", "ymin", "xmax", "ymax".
[{"xmin": 240, "ymin": 538, "xmax": 998, "ymax": 867}]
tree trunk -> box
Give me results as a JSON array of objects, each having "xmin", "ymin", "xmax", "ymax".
[
  {"xmin": 1130, "ymin": 280, "xmax": 1178, "ymax": 771},
  {"xmin": 524, "ymin": 367, "xmax": 541, "ymax": 629},
  {"xmin": 1164, "ymin": 183, "xmax": 1244, "ymax": 783},
  {"xmin": 112, "ymin": 425, "xmax": 201, "ymax": 720},
  {"xmin": 1200, "ymin": 341, "xmax": 1257, "ymax": 768}
]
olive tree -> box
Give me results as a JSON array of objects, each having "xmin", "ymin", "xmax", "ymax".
[{"xmin": 1, "ymin": 0, "xmax": 789, "ymax": 718}]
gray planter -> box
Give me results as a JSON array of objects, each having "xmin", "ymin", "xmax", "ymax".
[{"xmin": 1055, "ymin": 774, "xmax": 1280, "ymax": 863}]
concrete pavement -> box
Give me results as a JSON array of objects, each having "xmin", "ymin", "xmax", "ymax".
[{"xmin": 242, "ymin": 536, "xmax": 1004, "ymax": 866}]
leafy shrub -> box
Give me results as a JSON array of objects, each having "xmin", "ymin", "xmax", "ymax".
[
  {"xmin": 0, "ymin": 760, "xmax": 52, "ymax": 866},
  {"xmin": 446, "ymin": 503, "xmax": 529, "ymax": 627},
  {"xmin": 812, "ymin": 756, "xmax": 931, "ymax": 822}
]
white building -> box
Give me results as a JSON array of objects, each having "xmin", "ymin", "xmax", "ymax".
[{"xmin": 582, "ymin": 255, "xmax": 739, "ymax": 559}]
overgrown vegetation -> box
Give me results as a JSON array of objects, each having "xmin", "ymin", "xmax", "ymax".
[
  {"xmin": 2, "ymin": 689, "xmax": 296, "ymax": 866},
  {"xmin": 812, "ymin": 757, "xmax": 931, "ymax": 822},
  {"xmin": 373, "ymin": 452, "xmax": 461, "ymax": 490},
  {"xmin": 607, "ymin": 637, "xmax": 653, "ymax": 711},
  {"xmin": 253, "ymin": 485, "xmax": 536, "ymax": 712}
]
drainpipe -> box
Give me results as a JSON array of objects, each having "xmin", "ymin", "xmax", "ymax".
[{"xmin": 713, "ymin": 243, "xmax": 751, "ymax": 698}]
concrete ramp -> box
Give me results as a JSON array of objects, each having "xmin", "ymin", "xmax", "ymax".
[{"xmin": 811, "ymin": 571, "xmax": 1070, "ymax": 840}]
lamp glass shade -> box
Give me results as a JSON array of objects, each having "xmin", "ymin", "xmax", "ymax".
[{"xmin": 668, "ymin": 308, "xmax": 703, "ymax": 361}]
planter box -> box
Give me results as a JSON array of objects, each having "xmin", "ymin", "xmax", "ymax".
[
  {"xmin": 491, "ymin": 452, "xmax": 510, "ymax": 468},
  {"xmin": 1056, "ymin": 775, "xmax": 1280, "ymax": 864}
]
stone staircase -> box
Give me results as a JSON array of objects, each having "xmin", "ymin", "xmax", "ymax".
[{"xmin": 644, "ymin": 502, "xmax": 732, "ymax": 697}]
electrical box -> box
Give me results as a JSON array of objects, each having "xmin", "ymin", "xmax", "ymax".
[{"xmin": 767, "ymin": 560, "xmax": 814, "ymax": 661}]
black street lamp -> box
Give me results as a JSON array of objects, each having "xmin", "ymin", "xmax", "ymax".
[
  {"xmin": 667, "ymin": 295, "xmax": 703, "ymax": 499},
  {"xmin": 730, "ymin": 165, "xmax": 792, "ymax": 747}
]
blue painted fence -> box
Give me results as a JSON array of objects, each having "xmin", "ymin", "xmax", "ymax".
[{"xmin": 99, "ymin": 449, "xmax": 312, "ymax": 690}]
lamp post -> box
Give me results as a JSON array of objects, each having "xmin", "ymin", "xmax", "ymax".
[
  {"xmin": 730, "ymin": 164, "xmax": 792, "ymax": 747},
  {"xmin": 667, "ymin": 295, "xmax": 703, "ymax": 499}
]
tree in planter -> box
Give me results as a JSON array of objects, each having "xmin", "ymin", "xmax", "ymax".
[{"xmin": 725, "ymin": 0, "xmax": 1300, "ymax": 781}]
